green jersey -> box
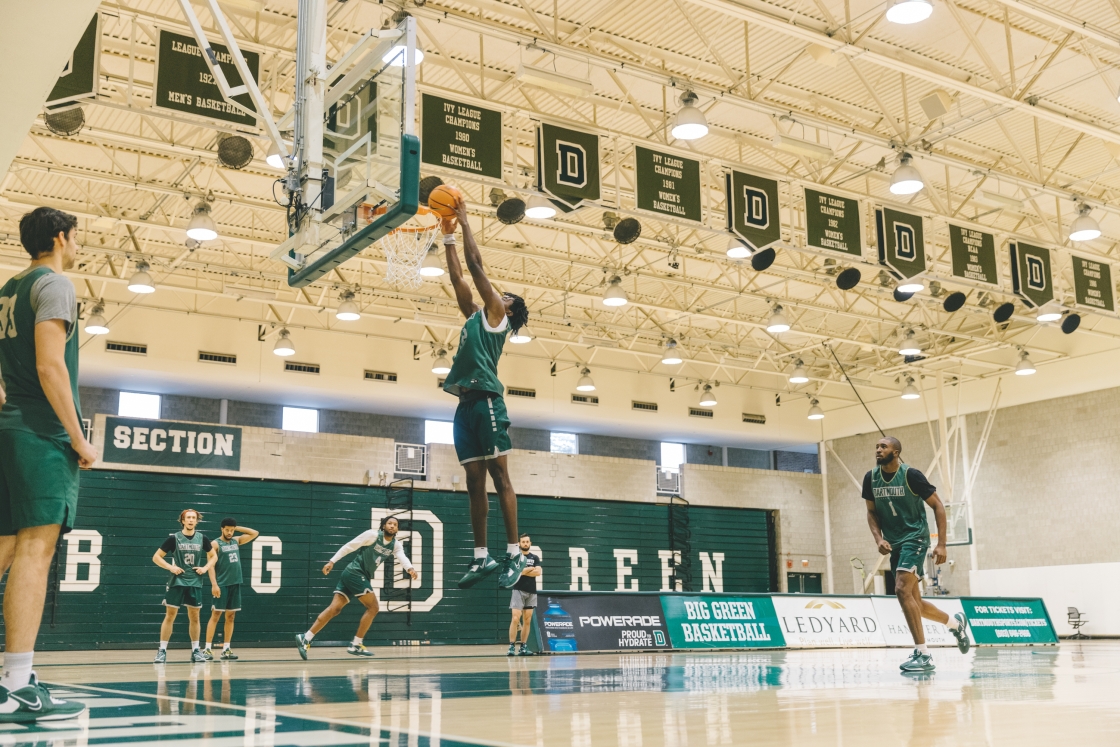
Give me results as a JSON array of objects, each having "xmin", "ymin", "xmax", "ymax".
[
  {"xmin": 214, "ymin": 537, "xmax": 243, "ymax": 586},
  {"xmin": 0, "ymin": 266, "xmax": 81, "ymax": 440},
  {"xmin": 161, "ymin": 531, "xmax": 212, "ymax": 588},
  {"xmin": 331, "ymin": 529, "xmax": 412, "ymax": 579},
  {"xmin": 443, "ymin": 311, "xmax": 508, "ymax": 397},
  {"xmin": 869, "ymin": 463, "xmax": 929, "ymax": 545}
]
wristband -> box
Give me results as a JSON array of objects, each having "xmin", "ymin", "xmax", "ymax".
[{"xmin": 442, "ymin": 233, "xmax": 457, "ymax": 245}]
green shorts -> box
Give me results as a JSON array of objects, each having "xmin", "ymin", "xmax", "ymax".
[
  {"xmin": 0, "ymin": 428, "xmax": 79, "ymax": 536},
  {"xmin": 333, "ymin": 565, "xmax": 375, "ymax": 601},
  {"xmin": 213, "ymin": 584, "xmax": 242, "ymax": 612},
  {"xmin": 891, "ymin": 539, "xmax": 930, "ymax": 579},
  {"xmin": 164, "ymin": 584, "xmax": 204, "ymax": 608},
  {"xmin": 453, "ymin": 392, "xmax": 512, "ymax": 465}
]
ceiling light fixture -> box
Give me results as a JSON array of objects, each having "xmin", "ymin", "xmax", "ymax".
[
  {"xmin": 899, "ymin": 330, "xmax": 922, "ymax": 356},
  {"xmin": 698, "ymin": 383, "xmax": 718, "ymax": 407},
  {"xmin": 890, "ymin": 153, "xmax": 925, "ymax": 195},
  {"xmin": 900, "ymin": 377, "xmax": 921, "ymax": 400},
  {"xmin": 432, "ymin": 349, "xmax": 451, "ymax": 375},
  {"xmin": 807, "ymin": 399, "xmax": 825, "ymax": 420},
  {"xmin": 726, "ymin": 236, "xmax": 753, "ymax": 259},
  {"xmin": 336, "ymin": 291, "xmax": 361, "ymax": 321},
  {"xmin": 886, "ymin": 0, "xmax": 934, "ymax": 25},
  {"xmin": 772, "ymin": 132, "xmax": 834, "ymax": 161},
  {"xmin": 1015, "ymin": 350, "xmax": 1036, "ymax": 376},
  {"xmin": 602, "ymin": 276, "xmax": 629, "ymax": 307},
  {"xmin": 85, "ymin": 302, "xmax": 109, "ymax": 335},
  {"xmin": 789, "ymin": 360, "xmax": 809, "ymax": 384},
  {"xmin": 273, "ymin": 328, "xmax": 295, "ymax": 357},
  {"xmin": 1068, "ymin": 203, "xmax": 1101, "ymax": 242},
  {"xmin": 510, "ymin": 329, "xmax": 532, "ymax": 344},
  {"xmin": 896, "ymin": 278, "xmax": 925, "ymax": 294},
  {"xmin": 766, "ymin": 305, "xmax": 790, "ymax": 334},
  {"xmin": 576, "ymin": 367, "xmax": 596, "ymax": 391},
  {"xmin": 265, "ymin": 140, "xmax": 289, "ymax": 169},
  {"xmin": 127, "ymin": 261, "xmax": 155, "ymax": 294},
  {"xmin": 524, "ymin": 194, "xmax": 557, "ymax": 220},
  {"xmin": 186, "ymin": 201, "xmax": 218, "ymax": 242},
  {"xmin": 662, "ymin": 340, "xmax": 683, "ymax": 365},
  {"xmin": 516, "ymin": 63, "xmax": 594, "ymax": 97},
  {"xmin": 419, "ymin": 247, "xmax": 445, "ymax": 277},
  {"xmin": 671, "ymin": 92, "xmax": 709, "ymax": 140},
  {"xmin": 1035, "ymin": 302, "xmax": 1062, "ymax": 324}
]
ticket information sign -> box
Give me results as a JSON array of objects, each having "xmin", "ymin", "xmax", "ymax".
[
  {"xmin": 661, "ymin": 595, "xmax": 785, "ymax": 649},
  {"xmin": 960, "ymin": 598, "xmax": 1058, "ymax": 645}
]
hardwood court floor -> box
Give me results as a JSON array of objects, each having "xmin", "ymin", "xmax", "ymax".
[{"xmin": 18, "ymin": 641, "xmax": 1119, "ymax": 746}]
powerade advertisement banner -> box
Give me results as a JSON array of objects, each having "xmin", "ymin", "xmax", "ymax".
[
  {"xmin": 661, "ymin": 595, "xmax": 785, "ymax": 649},
  {"xmin": 537, "ymin": 594, "xmax": 671, "ymax": 653},
  {"xmin": 961, "ymin": 598, "xmax": 1058, "ymax": 645}
]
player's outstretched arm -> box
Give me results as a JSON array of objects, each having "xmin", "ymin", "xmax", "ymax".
[
  {"xmin": 443, "ymin": 219, "xmax": 478, "ymax": 319},
  {"xmin": 453, "ymin": 201, "xmax": 506, "ymax": 329},
  {"xmin": 236, "ymin": 526, "xmax": 260, "ymax": 545},
  {"xmin": 323, "ymin": 528, "xmax": 380, "ymax": 574},
  {"xmin": 394, "ymin": 541, "xmax": 419, "ymax": 581}
]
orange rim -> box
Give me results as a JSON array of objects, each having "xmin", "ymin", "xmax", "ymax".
[{"xmin": 365, "ymin": 204, "xmax": 436, "ymax": 234}]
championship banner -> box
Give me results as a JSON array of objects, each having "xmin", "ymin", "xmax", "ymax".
[
  {"xmin": 872, "ymin": 597, "xmax": 971, "ymax": 647},
  {"xmin": 46, "ymin": 14, "xmax": 100, "ymax": 109},
  {"xmin": 634, "ymin": 146, "xmax": 702, "ymax": 222},
  {"xmin": 949, "ymin": 225, "xmax": 999, "ymax": 286},
  {"xmin": 875, "ymin": 207, "xmax": 926, "ymax": 283},
  {"xmin": 536, "ymin": 122, "xmax": 601, "ymax": 210},
  {"xmin": 1009, "ymin": 241, "xmax": 1054, "ymax": 309},
  {"xmin": 154, "ymin": 30, "xmax": 260, "ymax": 127},
  {"xmin": 804, "ymin": 188, "xmax": 861, "ymax": 257},
  {"xmin": 771, "ymin": 595, "xmax": 886, "ymax": 647},
  {"xmin": 725, "ymin": 170, "xmax": 781, "ymax": 252},
  {"xmin": 103, "ymin": 417, "xmax": 242, "ymax": 471},
  {"xmin": 421, "ymin": 94, "xmax": 502, "ymax": 179},
  {"xmin": 661, "ymin": 595, "xmax": 785, "ymax": 649},
  {"xmin": 961, "ymin": 598, "xmax": 1058, "ymax": 645},
  {"xmin": 536, "ymin": 594, "xmax": 670, "ymax": 653},
  {"xmin": 1071, "ymin": 255, "xmax": 1115, "ymax": 313}
]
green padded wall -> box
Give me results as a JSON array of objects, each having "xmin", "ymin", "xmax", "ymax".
[{"xmin": 10, "ymin": 469, "xmax": 775, "ymax": 649}]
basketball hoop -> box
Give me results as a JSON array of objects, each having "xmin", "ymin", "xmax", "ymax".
[{"xmin": 363, "ymin": 205, "xmax": 440, "ymax": 289}]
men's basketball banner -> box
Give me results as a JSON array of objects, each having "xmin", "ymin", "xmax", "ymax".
[
  {"xmin": 154, "ymin": 30, "xmax": 260, "ymax": 127},
  {"xmin": 421, "ymin": 94, "xmax": 502, "ymax": 179},
  {"xmin": 47, "ymin": 14, "xmax": 100, "ymax": 109},
  {"xmin": 1009, "ymin": 241, "xmax": 1054, "ymax": 309},
  {"xmin": 948, "ymin": 225, "xmax": 999, "ymax": 286},
  {"xmin": 660, "ymin": 595, "xmax": 785, "ymax": 649},
  {"xmin": 804, "ymin": 188, "xmax": 861, "ymax": 257},
  {"xmin": 726, "ymin": 170, "xmax": 782, "ymax": 252},
  {"xmin": 536, "ymin": 122, "xmax": 601, "ymax": 210},
  {"xmin": 875, "ymin": 207, "xmax": 926, "ymax": 283},
  {"xmin": 634, "ymin": 147, "xmax": 702, "ymax": 222},
  {"xmin": 1071, "ymin": 255, "xmax": 1115, "ymax": 313},
  {"xmin": 960, "ymin": 598, "xmax": 1058, "ymax": 645},
  {"xmin": 102, "ymin": 417, "xmax": 242, "ymax": 471}
]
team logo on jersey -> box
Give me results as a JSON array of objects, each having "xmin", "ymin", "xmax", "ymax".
[
  {"xmin": 0, "ymin": 294, "xmax": 17, "ymax": 340},
  {"xmin": 555, "ymin": 140, "xmax": 588, "ymax": 188}
]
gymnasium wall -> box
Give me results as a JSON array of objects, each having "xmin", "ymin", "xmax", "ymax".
[
  {"xmin": 17, "ymin": 469, "xmax": 776, "ymax": 650},
  {"xmin": 826, "ymin": 384, "xmax": 1120, "ymax": 599}
]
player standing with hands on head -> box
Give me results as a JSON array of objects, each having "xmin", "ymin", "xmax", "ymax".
[
  {"xmin": 203, "ymin": 518, "xmax": 258, "ymax": 661},
  {"xmin": 864, "ymin": 437, "xmax": 970, "ymax": 673},
  {"xmin": 152, "ymin": 509, "xmax": 218, "ymax": 663},
  {"xmin": 433, "ymin": 186, "xmax": 531, "ymax": 590},
  {"xmin": 0, "ymin": 207, "xmax": 95, "ymax": 722}
]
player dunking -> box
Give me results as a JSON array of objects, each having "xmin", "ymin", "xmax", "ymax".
[
  {"xmin": 441, "ymin": 197, "xmax": 529, "ymax": 590},
  {"xmin": 203, "ymin": 518, "xmax": 258, "ymax": 660},
  {"xmin": 864, "ymin": 437, "xmax": 970, "ymax": 672},
  {"xmin": 295, "ymin": 516, "xmax": 417, "ymax": 658}
]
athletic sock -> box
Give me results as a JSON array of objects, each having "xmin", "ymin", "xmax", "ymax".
[
  {"xmin": 159, "ymin": 641, "xmax": 169, "ymax": 650},
  {"xmin": 304, "ymin": 630, "xmax": 315, "ymax": 642},
  {"xmin": 917, "ymin": 644, "xmax": 929, "ymax": 655},
  {"xmin": 192, "ymin": 641, "xmax": 200, "ymax": 651},
  {"xmin": 223, "ymin": 643, "xmax": 230, "ymax": 651},
  {"xmin": 474, "ymin": 547, "xmax": 488, "ymax": 560},
  {"xmin": 946, "ymin": 617, "xmax": 961, "ymax": 631},
  {"xmin": 351, "ymin": 637, "xmax": 363, "ymax": 647},
  {"xmin": 205, "ymin": 643, "xmax": 212, "ymax": 650},
  {"xmin": 0, "ymin": 652, "xmax": 34, "ymax": 692},
  {"xmin": 506, "ymin": 544, "xmax": 519, "ymax": 556}
]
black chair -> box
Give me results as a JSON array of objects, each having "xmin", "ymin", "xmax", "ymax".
[{"xmin": 1067, "ymin": 607, "xmax": 1090, "ymax": 639}]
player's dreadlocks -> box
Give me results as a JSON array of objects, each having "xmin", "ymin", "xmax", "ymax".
[{"xmin": 504, "ymin": 293, "xmax": 529, "ymax": 335}]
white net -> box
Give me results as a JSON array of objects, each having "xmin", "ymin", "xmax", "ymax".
[{"xmin": 372, "ymin": 207, "xmax": 439, "ymax": 289}]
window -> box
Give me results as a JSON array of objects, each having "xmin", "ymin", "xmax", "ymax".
[
  {"xmin": 551, "ymin": 432, "xmax": 578, "ymax": 454},
  {"xmin": 282, "ymin": 406, "xmax": 318, "ymax": 433},
  {"xmin": 425, "ymin": 420, "xmax": 455, "ymax": 445},
  {"xmin": 661, "ymin": 442, "xmax": 685, "ymax": 473},
  {"xmin": 118, "ymin": 392, "xmax": 160, "ymax": 419}
]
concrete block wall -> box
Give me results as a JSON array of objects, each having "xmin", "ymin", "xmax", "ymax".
[{"xmin": 682, "ymin": 464, "xmax": 825, "ymax": 591}]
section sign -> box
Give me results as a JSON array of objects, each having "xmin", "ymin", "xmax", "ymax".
[
  {"xmin": 771, "ymin": 595, "xmax": 886, "ymax": 647},
  {"xmin": 1009, "ymin": 241, "xmax": 1054, "ymax": 309},
  {"xmin": 535, "ymin": 594, "xmax": 671, "ymax": 653},
  {"xmin": 949, "ymin": 224, "xmax": 999, "ymax": 286},
  {"xmin": 154, "ymin": 30, "xmax": 260, "ymax": 127},
  {"xmin": 421, "ymin": 94, "xmax": 502, "ymax": 179},
  {"xmin": 960, "ymin": 598, "xmax": 1058, "ymax": 645},
  {"xmin": 1072, "ymin": 255, "xmax": 1115, "ymax": 313},
  {"xmin": 103, "ymin": 417, "xmax": 242, "ymax": 471},
  {"xmin": 661, "ymin": 595, "xmax": 785, "ymax": 649},
  {"xmin": 634, "ymin": 147, "xmax": 702, "ymax": 222},
  {"xmin": 804, "ymin": 188, "xmax": 861, "ymax": 257}
]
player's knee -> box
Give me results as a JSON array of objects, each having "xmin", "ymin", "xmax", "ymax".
[{"xmin": 225, "ymin": 611, "xmax": 236, "ymax": 621}]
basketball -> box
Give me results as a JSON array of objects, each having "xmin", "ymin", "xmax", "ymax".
[{"xmin": 427, "ymin": 184, "xmax": 462, "ymax": 217}]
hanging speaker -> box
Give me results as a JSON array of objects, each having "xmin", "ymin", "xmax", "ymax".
[
  {"xmin": 217, "ymin": 135, "xmax": 253, "ymax": 169},
  {"xmin": 751, "ymin": 247, "xmax": 776, "ymax": 271},
  {"xmin": 1061, "ymin": 313, "xmax": 1081, "ymax": 334},
  {"xmin": 993, "ymin": 302, "xmax": 1015, "ymax": 323},
  {"xmin": 613, "ymin": 217, "xmax": 642, "ymax": 245},
  {"xmin": 893, "ymin": 288, "xmax": 915, "ymax": 302},
  {"xmin": 942, "ymin": 291, "xmax": 966, "ymax": 312},
  {"xmin": 496, "ymin": 198, "xmax": 526, "ymax": 225},
  {"xmin": 836, "ymin": 267, "xmax": 861, "ymax": 290}
]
